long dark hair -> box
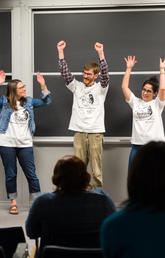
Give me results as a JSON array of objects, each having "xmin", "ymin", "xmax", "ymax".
[
  {"xmin": 7, "ymin": 79, "xmax": 26, "ymax": 110},
  {"xmin": 52, "ymin": 155, "xmax": 91, "ymax": 194},
  {"xmin": 124, "ymin": 141, "xmax": 165, "ymax": 212}
]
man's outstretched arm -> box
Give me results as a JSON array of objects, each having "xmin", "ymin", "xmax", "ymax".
[
  {"xmin": 95, "ymin": 42, "xmax": 110, "ymax": 88},
  {"xmin": 57, "ymin": 40, "xmax": 74, "ymax": 85}
]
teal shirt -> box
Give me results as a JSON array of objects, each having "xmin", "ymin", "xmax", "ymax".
[{"xmin": 101, "ymin": 206, "xmax": 165, "ymax": 258}]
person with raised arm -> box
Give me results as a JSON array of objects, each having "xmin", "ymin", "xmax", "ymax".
[
  {"xmin": 57, "ymin": 40, "xmax": 110, "ymax": 188},
  {"xmin": 0, "ymin": 70, "xmax": 51, "ymax": 214},
  {"xmin": 121, "ymin": 56, "xmax": 165, "ymax": 171}
]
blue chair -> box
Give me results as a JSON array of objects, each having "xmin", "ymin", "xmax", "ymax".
[{"xmin": 42, "ymin": 245, "xmax": 103, "ymax": 258}]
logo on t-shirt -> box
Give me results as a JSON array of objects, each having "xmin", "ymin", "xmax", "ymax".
[
  {"xmin": 89, "ymin": 94, "xmax": 94, "ymax": 104},
  {"xmin": 14, "ymin": 109, "xmax": 29, "ymax": 123},
  {"xmin": 135, "ymin": 105, "xmax": 153, "ymax": 120}
]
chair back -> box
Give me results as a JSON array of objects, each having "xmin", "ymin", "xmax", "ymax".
[
  {"xmin": 0, "ymin": 227, "xmax": 25, "ymax": 258},
  {"xmin": 42, "ymin": 245, "xmax": 103, "ymax": 258},
  {"xmin": 0, "ymin": 246, "xmax": 5, "ymax": 258}
]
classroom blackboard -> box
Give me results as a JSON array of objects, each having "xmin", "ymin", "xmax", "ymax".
[
  {"xmin": 0, "ymin": 12, "xmax": 11, "ymax": 73},
  {"xmin": 33, "ymin": 8, "xmax": 165, "ymax": 137}
]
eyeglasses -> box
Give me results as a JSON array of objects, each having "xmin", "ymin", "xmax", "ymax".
[
  {"xmin": 17, "ymin": 85, "xmax": 26, "ymax": 90},
  {"xmin": 142, "ymin": 88, "xmax": 153, "ymax": 94},
  {"xmin": 83, "ymin": 71, "xmax": 94, "ymax": 77}
]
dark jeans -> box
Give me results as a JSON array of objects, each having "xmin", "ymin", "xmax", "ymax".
[
  {"xmin": 128, "ymin": 144, "xmax": 142, "ymax": 173},
  {"xmin": 0, "ymin": 146, "xmax": 40, "ymax": 199}
]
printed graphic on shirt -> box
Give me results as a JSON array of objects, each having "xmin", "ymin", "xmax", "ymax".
[
  {"xmin": 89, "ymin": 94, "xmax": 94, "ymax": 104},
  {"xmin": 10, "ymin": 108, "xmax": 29, "ymax": 126},
  {"xmin": 14, "ymin": 109, "xmax": 29, "ymax": 122},
  {"xmin": 134, "ymin": 103, "xmax": 154, "ymax": 121},
  {"xmin": 77, "ymin": 90, "xmax": 99, "ymax": 114}
]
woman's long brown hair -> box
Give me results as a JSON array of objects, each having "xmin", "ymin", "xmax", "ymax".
[{"xmin": 6, "ymin": 79, "xmax": 26, "ymax": 110}]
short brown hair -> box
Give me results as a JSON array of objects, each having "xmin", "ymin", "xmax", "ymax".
[
  {"xmin": 52, "ymin": 155, "xmax": 91, "ymax": 194},
  {"xmin": 84, "ymin": 62, "xmax": 100, "ymax": 74}
]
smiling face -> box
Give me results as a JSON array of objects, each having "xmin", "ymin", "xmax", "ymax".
[
  {"xmin": 16, "ymin": 81, "xmax": 26, "ymax": 99},
  {"xmin": 141, "ymin": 83, "xmax": 157, "ymax": 102},
  {"xmin": 82, "ymin": 69, "xmax": 98, "ymax": 87}
]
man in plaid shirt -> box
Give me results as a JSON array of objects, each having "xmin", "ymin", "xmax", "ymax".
[{"xmin": 57, "ymin": 40, "xmax": 110, "ymax": 188}]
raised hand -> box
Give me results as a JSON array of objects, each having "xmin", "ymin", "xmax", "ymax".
[
  {"xmin": 37, "ymin": 72, "xmax": 45, "ymax": 87},
  {"xmin": 160, "ymin": 58, "xmax": 165, "ymax": 70},
  {"xmin": 57, "ymin": 40, "xmax": 66, "ymax": 51},
  {"xmin": 124, "ymin": 56, "xmax": 137, "ymax": 69},
  {"xmin": 94, "ymin": 42, "xmax": 103, "ymax": 53},
  {"xmin": 0, "ymin": 70, "xmax": 6, "ymax": 85},
  {"xmin": 94, "ymin": 42, "xmax": 104, "ymax": 60}
]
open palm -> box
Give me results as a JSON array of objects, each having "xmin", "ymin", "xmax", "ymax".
[{"xmin": 0, "ymin": 70, "xmax": 5, "ymax": 85}]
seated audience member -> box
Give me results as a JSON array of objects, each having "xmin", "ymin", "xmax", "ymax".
[
  {"xmin": 101, "ymin": 141, "xmax": 165, "ymax": 258},
  {"xmin": 26, "ymin": 155, "xmax": 116, "ymax": 257}
]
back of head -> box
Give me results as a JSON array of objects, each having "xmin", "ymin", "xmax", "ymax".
[
  {"xmin": 127, "ymin": 141, "xmax": 165, "ymax": 211},
  {"xmin": 142, "ymin": 76, "xmax": 159, "ymax": 93},
  {"xmin": 52, "ymin": 155, "xmax": 91, "ymax": 194},
  {"xmin": 84, "ymin": 62, "xmax": 100, "ymax": 74}
]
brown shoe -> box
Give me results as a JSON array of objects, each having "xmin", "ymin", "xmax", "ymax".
[{"xmin": 9, "ymin": 204, "xmax": 19, "ymax": 215}]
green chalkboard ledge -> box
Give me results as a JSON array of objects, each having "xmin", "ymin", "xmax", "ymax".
[{"xmin": 33, "ymin": 137, "xmax": 131, "ymax": 146}]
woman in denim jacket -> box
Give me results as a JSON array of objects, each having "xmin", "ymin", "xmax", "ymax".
[{"xmin": 0, "ymin": 70, "xmax": 51, "ymax": 214}]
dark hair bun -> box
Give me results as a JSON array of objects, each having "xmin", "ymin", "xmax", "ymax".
[{"xmin": 149, "ymin": 76, "xmax": 159, "ymax": 84}]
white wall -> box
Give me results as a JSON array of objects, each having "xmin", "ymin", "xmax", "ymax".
[{"xmin": 0, "ymin": 0, "xmax": 164, "ymax": 207}]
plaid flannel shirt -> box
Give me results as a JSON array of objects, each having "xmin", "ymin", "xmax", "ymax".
[{"xmin": 58, "ymin": 58, "xmax": 109, "ymax": 88}]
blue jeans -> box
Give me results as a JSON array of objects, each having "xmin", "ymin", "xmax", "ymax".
[
  {"xmin": 128, "ymin": 144, "xmax": 142, "ymax": 172},
  {"xmin": 0, "ymin": 146, "xmax": 40, "ymax": 199}
]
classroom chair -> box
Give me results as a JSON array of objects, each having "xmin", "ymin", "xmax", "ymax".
[
  {"xmin": 0, "ymin": 226, "xmax": 26, "ymax": 258},
  {"xmin": 41, "ymin": 245, "xmax": 103, "ymax": 258}
]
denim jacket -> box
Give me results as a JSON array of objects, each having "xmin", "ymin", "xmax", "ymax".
[{"xmin": 0, "ymin": 92, "xmax": 51, "ymax": 135}]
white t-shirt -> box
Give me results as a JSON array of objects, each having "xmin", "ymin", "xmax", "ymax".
[
  {"xmin": 127, "ymin": 93, "xmax": 165, "ymax": 144},
  {"xmin": 0, "ymin": 101, "xmax": 32, "ymax": 147},
  {"xmin": 67, "ymin": 78, "xmax": 109, "ymax": 133}
]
